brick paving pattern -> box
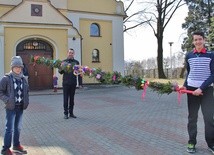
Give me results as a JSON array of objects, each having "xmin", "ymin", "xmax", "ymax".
[{"xmin": 0, "ymin": 85, "xmax": 212, "ymax": 155}]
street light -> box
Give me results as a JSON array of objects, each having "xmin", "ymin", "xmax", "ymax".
[{"xmin": 169, "ymin": 42, "xmax": 174, "ymax": 79}]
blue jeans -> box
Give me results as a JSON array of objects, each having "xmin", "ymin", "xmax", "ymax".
[{"xmin": 2, "ymin": 108, "xmax": 23, "ymax": 150}]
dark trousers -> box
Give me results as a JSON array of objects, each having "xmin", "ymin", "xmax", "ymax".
[
  {"xmin": 187, "ymin": 86, "xmax": 214, "ymax": 147},
  {"xmin": 78, "ymin": 75, "xmax": 82, "ymax": 86},
  {"xmin": 63, "ymin": 84, "xmax": 76, "ymax": 116}
]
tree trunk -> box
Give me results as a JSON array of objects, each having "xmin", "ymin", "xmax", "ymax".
[
  {"xmin": 179, "ymin": 62, "xmax": 186, "ymax": 78},
  {"xmin": 179, "ymin": 67, "xmax": 185, "ymax": 78},
  {"xmin": 156, "ymin": 33, "xmax": 167, "ymax": 79}
]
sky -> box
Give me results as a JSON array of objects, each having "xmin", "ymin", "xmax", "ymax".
[{"xmin": 124, "ymin": 4, "xmax": 189, "ymax": 61}]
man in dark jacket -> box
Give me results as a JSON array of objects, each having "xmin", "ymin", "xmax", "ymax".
[{"xmin": 59, "ymin": 49, "xmax": 79, "ymax": 119}]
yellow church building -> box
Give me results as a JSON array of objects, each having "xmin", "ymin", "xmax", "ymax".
[{"xmin": 0, "ymin": 0, "xmax": 126, "ymax": 90}]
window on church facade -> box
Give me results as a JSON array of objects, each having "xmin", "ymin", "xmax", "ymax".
[
  {"xmin": 90, "ymin": 23, "xmax": 100, "ymax": 37},
  {"xmin": 92, "ymin": 49, "xmax": 100, "ymax": 62},
  {"xmin": 16, "ymin": 40, "xmax": 52, "ymax": 52},
  {"xmin": 23, "ymin": 41, "xmax": 46, "ymax": 50}
]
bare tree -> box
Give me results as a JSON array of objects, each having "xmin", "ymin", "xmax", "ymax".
[
  {"xmin": 123, "ymin": 0, "xmax": 151, "ymax": 32},
  {"xmin": 163, "ymin": 57, "xmax": 170, "ymax": 69},
  {"xmin": 141, "ymin": 59, "xmax": 147, "ymax": 69},
  {"xmin": 123, "ymin": 0, "xmax": 186, "ymax": 78},
  {"xmin": 146, "ymin": 0, "xmax": 186, "ymax": 78},
  {"xmin": 124, "ymin": 60, "xmax": 144, "ymax": 76},
  {"xmin": 132, "ymin": 61, "xmax": 143, "ymax": 76},
  {"xmin": 146, "ymin": 57, "xmax": 157, "ymax": 69}
]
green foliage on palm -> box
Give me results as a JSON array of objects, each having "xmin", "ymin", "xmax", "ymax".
[
  {"xmin": 121, "ymin": 76, "xmax": 143, "ymax": 90},
  {"xmin": 102, "ymin": 72, "xmax": 112, "ymax": 84},
  {"xmin": 30, "ymin": 55, "xmax": 179, "ymax": 95},
  {"xmin": 121, "ymin": 75, "xmax": 134, "ymax": 87},
  {"xmin": 149, "ymin": 81, "xmax": 173, "ymax": 95},
  {"xmin": 133, "ymin": 77, "xmax": 143, "ymax": 90},
  {"xmin": 111, "ymin": 71, "xmax": 122, "ymax": 84}
]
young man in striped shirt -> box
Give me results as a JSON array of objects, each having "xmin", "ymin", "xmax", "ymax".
[{"xmin": 182, "ymin": 32, "xmax": 214, "ymax": 154}]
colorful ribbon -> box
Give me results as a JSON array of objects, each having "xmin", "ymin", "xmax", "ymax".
[
  {"xmin": 176, "ymin": 89, "xmax": 194, "ymax": 105},
  {"xmin": 141, "ymin": 82, "xmax": 197, "ymax": 104},
  {"xmin": 141, "ymin": 80, "xmax": 149, "ymax": 100}
]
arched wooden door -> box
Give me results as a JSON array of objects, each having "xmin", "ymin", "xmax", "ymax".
[{"xmin": 17, "ymin": 40, "xmax": 53, "ymax": 90}]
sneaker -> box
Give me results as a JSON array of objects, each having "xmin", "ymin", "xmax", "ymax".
[
  {"xmin": 208, "ymin": 146, "xmax": 214, "ymax": 154},
  {"xmin": 187, "ymin": 143, "xmax": 196, "ymax": 153},
  {"xmin": 13, "ymin": 145, "xmax": 27, "ymax": 154},
  {"xmin": 64, "ymin": 115, "xmax": 69, "ymax": 119},
  {"xmin": 1, "ymin": 149, "xmax": 13, "ymax": 155},
  {"xmin": 70, "ymin": 114, "xmax": 77, "ymax": 118}
]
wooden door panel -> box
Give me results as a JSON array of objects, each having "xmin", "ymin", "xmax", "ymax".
[{"xmin": 18, "ymin": 51, "xmax": 53, "ymax": 90}]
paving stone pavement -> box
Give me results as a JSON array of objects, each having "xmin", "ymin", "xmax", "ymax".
[{"xmin": 0, "ymin": 85, "xmax": 213, "ymax": 155}]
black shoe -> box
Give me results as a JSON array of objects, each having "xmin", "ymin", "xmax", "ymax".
[
  {"xmin": 187, "ymin": 143, "xmax": 196, "ymax": 153},
  {"xmin": 70, "ymin": 114, "xmax": 77, "ymax": 118},
  {"xmin": 64, "ymin": 115, "xmax": 68, "ymax": 119},
  {"xmin": 208, "ymin": 146, "xmax": 214, "ymax": 154}
]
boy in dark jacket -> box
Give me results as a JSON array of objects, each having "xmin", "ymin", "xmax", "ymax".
[
  {"xmin": 59, "ymin": 49, "xmax": 79, "ymax": 119},
  {"xmin": 181, "ymin": 32, "xmax": 214, "ymax": 154},
  {"xmin": 0, "ymin": 56, "xmax": 29, "ymax": 155}
]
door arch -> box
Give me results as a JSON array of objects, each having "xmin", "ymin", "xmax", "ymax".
[{"xmin": 16, "ymin": 39, "xmax": 53, "ymax": 90}]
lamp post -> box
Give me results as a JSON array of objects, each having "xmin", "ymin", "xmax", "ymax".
[{"xmin": 169, "ymin": 42, "xmax": 174, "ymax": 79}]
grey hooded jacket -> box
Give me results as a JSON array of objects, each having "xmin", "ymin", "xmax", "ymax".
[{"xmin": 0, "ymin": 74, "xmax": 29, "ymax": 110}]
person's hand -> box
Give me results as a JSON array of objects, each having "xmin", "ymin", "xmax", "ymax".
[
  {"xmin": 179, "ymin": 86, "xmax": 186, "ymax": 93},
  {"xmin": 192, "ymin": 88, "xmax": 203, "ymax": 96},
  {"xmin": 179, "ymin": 86, "xmax": 186, "ymax": 90}
]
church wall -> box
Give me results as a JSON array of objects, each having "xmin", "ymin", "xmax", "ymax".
[
  {"xmin": 0, "ymin": 0, "xmax": 125, "ymax": 86},
  {"xmin": 68, "ymin": 12, "xmax": 124, "ymax": 76},
  {"xmin": 0, "ymin": 5, "xmax": 13, "ymax": 17},
  {"xmin": 68, "ymin": 0, "xmax": 118, "ymax": 15},
  {"xmin": 4, "ymin": 27, "xmax": 67, "ymax": 75}
]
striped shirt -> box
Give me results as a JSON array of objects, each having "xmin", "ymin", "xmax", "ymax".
[{"xmin": 184, "ymin": 51, "xmax": 214, "ymax": 90}]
